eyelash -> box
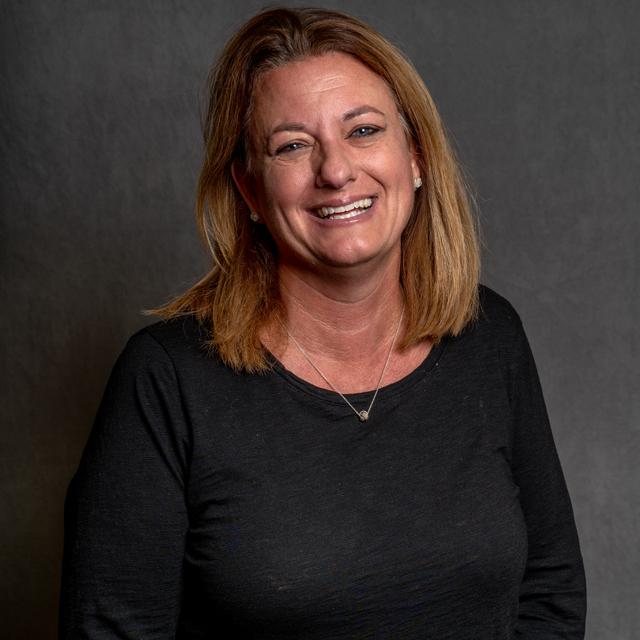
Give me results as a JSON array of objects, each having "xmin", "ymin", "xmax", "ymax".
[
  {"xmin": 349, "ymin": 125, "xmax": 381, "ymax": 138},
  {"xmin": 276, "ymin": 141, "xmax": 307, "ymax": 155},
  {"xmin": 274, "ymin": 125, "xmax": 383, "ymax": 155}
]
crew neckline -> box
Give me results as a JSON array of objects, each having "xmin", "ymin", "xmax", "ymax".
[{"xmin": 268, "ymin": 336, "xmax": 448, "ymax": 407}]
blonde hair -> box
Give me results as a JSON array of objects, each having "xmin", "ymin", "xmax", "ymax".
[{"xmin": 155, "ymin": 7, "xmax": 480, "ymax": 372}]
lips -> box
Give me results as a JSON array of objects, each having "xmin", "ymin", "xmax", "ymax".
[{"xmin": 312, "ymin": 197, "xmax": 375, "ymax": 220}]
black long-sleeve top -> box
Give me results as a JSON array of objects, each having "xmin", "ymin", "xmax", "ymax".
[{"xmin": 60, "ymin": 286, "xmax": 586, "ymax": 638}]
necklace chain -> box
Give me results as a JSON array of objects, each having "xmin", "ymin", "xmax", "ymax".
[{"xmin": 281, "ymin": 306, "xmax": 405, "ymax": 422}]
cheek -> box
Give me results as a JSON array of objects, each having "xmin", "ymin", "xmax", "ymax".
[
  {"xmin": 261, "ymin": 165, "xmax": 311, "ymax": 211},
  {"xmin": 365, "ymin": 142, "xmax": 414, "ymax": 183}
]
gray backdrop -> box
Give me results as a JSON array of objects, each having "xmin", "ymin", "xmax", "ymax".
[{"xmin": 2, "ymin": 1, "xmax": 638, "ymax": 638}]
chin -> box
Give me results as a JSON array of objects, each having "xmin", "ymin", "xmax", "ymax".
[{"xmin": 312, "ymin": 245, "xmax": 396, "ymax": 271}]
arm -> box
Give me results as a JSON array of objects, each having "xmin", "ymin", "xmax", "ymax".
[
  {"xmin": 59, "ymin": 331, "xmax": 190, "ymax": 639},
  {"xmin": 500, "ymin": 308, "xmax": 586, "ymax": 638}
]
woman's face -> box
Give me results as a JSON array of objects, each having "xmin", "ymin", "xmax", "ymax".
[{"xmin": 235, "ymin": 52, "xmax": 420, "ymax": 275}]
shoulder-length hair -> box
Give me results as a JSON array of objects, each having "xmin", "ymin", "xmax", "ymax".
[{"xmin": 156, "ymin": 7, "xmax": 479, "ymax": 372}]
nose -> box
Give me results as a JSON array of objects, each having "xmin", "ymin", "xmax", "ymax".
[{"xmin": 314, "ymin": 141, "xmax": 356, "ymax": 189}]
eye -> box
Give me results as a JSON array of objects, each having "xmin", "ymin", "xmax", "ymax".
[
  {"xmin": 275, "ymin": 141, "xmax": 307, "ymax": 155},
  {"xmin": 349, "ymin": 126, "xmax": 381, "ymax": 139}
]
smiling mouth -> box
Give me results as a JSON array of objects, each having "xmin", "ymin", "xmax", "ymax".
[{"xmin": 314, "ymin": 197, "xmax": 374, "ymax": 220}]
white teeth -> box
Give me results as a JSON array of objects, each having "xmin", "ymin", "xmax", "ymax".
[
  {"xmin": 318, "ymin": 198, "xmax": 373, "ymax": 218},
  {"xmin": 331, "ymin": 208, "xmax": 367, "ymax": 220}
]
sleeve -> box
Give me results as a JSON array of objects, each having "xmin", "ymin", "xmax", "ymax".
[
  {"xmin": 500, "ymin": 307, "xmax": 587, "ymax": 638},
  {"xmin": 59, "ymin": 330, "xmax": 190, "ymax": 639}
]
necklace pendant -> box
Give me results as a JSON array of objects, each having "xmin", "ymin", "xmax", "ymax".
[{"xmin": 358, "ymin": 410, "xmax": 369, "ymax": 422}]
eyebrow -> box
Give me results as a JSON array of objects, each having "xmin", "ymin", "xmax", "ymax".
[
  {"xmin": 268, "ymin": 105, "xmax": 386, "ymax": 136},
  {"xmin": 343, "ymin": 105, "xmax": 385, "ymax": 121}
]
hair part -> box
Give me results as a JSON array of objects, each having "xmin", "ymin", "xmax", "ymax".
[{"xmin": 154, "ymin": 7, "xmax": 480, "ymax": 372}]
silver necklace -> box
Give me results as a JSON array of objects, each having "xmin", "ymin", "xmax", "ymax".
[{"xmin": 281, "ymin": 307, "xmax": 405, "ymax": 422}]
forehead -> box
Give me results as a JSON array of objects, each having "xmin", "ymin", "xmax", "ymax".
[{"xmin": 252, "ymin": 52, "xmax": 398, "ymax": 131}]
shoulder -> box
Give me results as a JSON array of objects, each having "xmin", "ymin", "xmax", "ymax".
[
  {"xmin": 477, "ymin": 284, "xmax": 522, "ymax": 328},
  {"xmin": 472, "ymin": 285, "xmax": 538, "ymax": 383},
  {"xmin": 472, "ymin": 284, "xmax": 526, "ymax": 346},
  {"xmin": 110, "ymin": 315, "xmax": 218, "ymax": 390},
  {"xmin": 123, "ymin": 315, "xmax": 210, "ymax": 362},
  {"xmin": 451, "ymin": 285, "xmax": 532, "ymax": 374}
]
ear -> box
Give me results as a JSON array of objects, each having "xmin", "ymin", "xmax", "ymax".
[
  {"xmin": 231, "ymin": 161, "xmax": 260, "ymax": 214},
  {"xmin": 408, "ymin": 140, "xmax": 421, "ymax": 183}
]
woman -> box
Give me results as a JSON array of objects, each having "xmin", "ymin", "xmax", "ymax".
[{"xmin": 60, "ymin": 7, "xmax": 586, "ymax": 639}]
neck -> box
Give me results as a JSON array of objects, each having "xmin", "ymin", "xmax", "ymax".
[
  {"xmin": 261, "ymin": 252, "xmax": 432, "ymax": 395},
  {"xmin": 267, "ymin": 254, "xmax": 405, "ymax": 366}
]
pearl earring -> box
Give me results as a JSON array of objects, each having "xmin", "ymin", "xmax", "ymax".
[
  {"xmin": 250, "ymin": 210, "xmax": 260, "ymax": 222},
  {"xmin": 413, "ymin": 176, "xmax": 423, "ymax": 190}
]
